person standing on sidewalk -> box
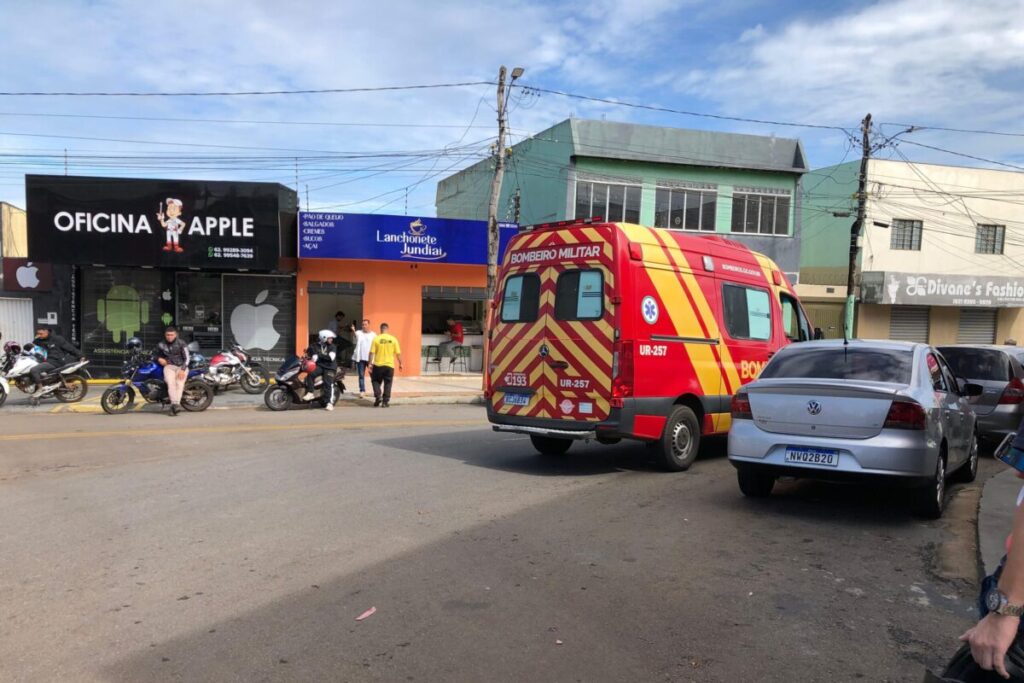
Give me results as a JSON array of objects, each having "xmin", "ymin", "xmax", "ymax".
[
  {"xmin": 368, "ymin": 322, "xmax": 402, "ymax": 408},
  {"xmin": 962, "ymin": 420, "xmax": 1024, "ymax": 677},
  {"xmin": 353, "ymin": 318, "xmax": 376, "ymax": 397},
  {"xmin": 155, "ymin": 326, "xmax": 189, "ymax": 416}
]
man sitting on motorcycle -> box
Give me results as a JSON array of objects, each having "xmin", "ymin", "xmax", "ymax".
[
  {"xmin": 303, "ymin": 329, "xmax": 338, "ymax": 410},
  {"xmin": 30, "ymin": 327, "xmax": 84, "ymax": 399}
]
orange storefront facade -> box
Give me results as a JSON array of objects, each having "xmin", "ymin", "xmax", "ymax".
[{"xmin": 296, "ymin": 212, "xmax": 516, "ymax": 377}]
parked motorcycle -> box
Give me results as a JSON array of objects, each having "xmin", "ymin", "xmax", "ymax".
[
  {"xmin": 3, "ymin": 340, "xmax": 89, "ymax": 405},
  {"xmin": 264, "ymin": 352, "xmax": 346, "ymax": 411},
  {"xmin": 100, "ymin": 347, "xmax": 214, "ymax": 415},
  {"xmin": 0, "ymin": 332, "xmax": 13, "ymax": 407},
  {"xmin": 203, "ymin": 342, "xmax": 270, "ymax": 394}
]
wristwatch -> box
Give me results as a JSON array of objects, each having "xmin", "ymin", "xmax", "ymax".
[{"xmin": 986, "ymin": 587, "xmax": 1024, "ymax": 617}]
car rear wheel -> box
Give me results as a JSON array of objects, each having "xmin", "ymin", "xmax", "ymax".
[
  {"xmin": 653, "ymin": 406, "xmax": 700, "ymax": 472},
  {"xmin": 530, "ymin": 434, "xmax": 572, "ymax": 456},
  {"xmin": 952, "ymin": 434, "xmax": 979, "ymax": 484},
  {"xmin": 737, "ymin": 468, "xmax": 775, "ymax": 497},
  {"xmin": 915, "ymin": 452, "xmax": 946, "ymax": 519}
]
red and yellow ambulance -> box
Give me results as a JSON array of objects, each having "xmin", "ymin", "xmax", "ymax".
[{"xmin": 486, "ymin": 218, "xmax": 813, "ymax": 471}]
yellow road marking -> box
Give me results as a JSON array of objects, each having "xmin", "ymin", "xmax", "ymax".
[{"xmin": 0, "ymin": 418, "xmax": 485, "ymax": 443}]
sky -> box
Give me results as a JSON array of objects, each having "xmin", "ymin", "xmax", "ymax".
[{"xmin": 0, "ymin": 0, "xmax": 1021, "ymax": 216}]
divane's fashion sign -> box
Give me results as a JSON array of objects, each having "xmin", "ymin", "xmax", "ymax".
[
  {"xmin": 862, "ymin": 271, "xmax": 1024, "ymax": 308},
  {"xmin": 27, "ymin": 175, "xmax": 287, "ymax": 269},
  {"xmin": 299, "ymin": 212, "xmax": 517, "ymax": 265}
]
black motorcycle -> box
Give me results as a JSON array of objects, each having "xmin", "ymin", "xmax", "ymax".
[{"xmin": 264, "ymin": 353, "xmax": 346, "ymax": 411}]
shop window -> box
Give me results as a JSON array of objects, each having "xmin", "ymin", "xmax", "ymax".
[
  {"xmin": 176, "ymin": 273, "xmax": 223, "ymax": 354},
  {"xmin": 222, "ymin": 275, "xmax": 296, "ymax": 365},
  {"xmin": 723, "ymin": 283, "xmax": 771, "ymax": 340},
  {"xmin": 554, "ymin": 270, "xmax": 604, "ymax": 321},
  {"xmin": 575, "ymin": 180, "xmax": 641, "ymax": 223},
  {"xmin": 81, "ymin": 267, "xmax": 167, "ymax": 371},
  {"xmin": 730, "ymin": 191, "xmax": 791, "ymax": 236},
  {"xmin": 654, "ymin": 187, "xmax": 717, "ymax": 231},
  {"xmin": 422, "ymin": 287, "xmax": 486, "ymax": 335},
  {"xmin": 501, "ymin": 274, "xmax": 540, "ymax": 323}
]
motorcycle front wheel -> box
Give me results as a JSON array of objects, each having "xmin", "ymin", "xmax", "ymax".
[
  {"xmin": 54, "ymin": 375, "xmax": 88, "ymax": 403},
  {"xmin": 100, "ymin": 386, "xmax": 135, "ymax": 414},
  {"xmin": 240, "ymin": 365, "xmax": 270, "ymax": 394},
  {"xmin": 181, "ymin": 380, "xmax": 214, "ymax": 412},
  {"xmin": 264, "ymin": 385, "xmax": 293, "ymax": 411}
]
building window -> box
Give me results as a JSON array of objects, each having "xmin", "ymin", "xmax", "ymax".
[
  {"xmin": 653, "ymin": 187, "xmax": 716, "ymax": 231},
  {"xmin": 976, "ymin": 224, "xmax": 1006, "ymax": 255},
  {"xmin": 729, "ymin": 192, "xmax": 790, "ymax": 236},
  {"xmin": 575, "ymin": 180, "xmax": 641, "ymax": 223},
  {"xmin": 890, "ymin": 219, "xmax": 923, "ymax": 251},
  {"xmin": 722, "ymin": 283, "xmax": 771, "ymax": 341},
  {"xmin": 422, "ymin": 287, "xmax": 486, "ymax": 335}
]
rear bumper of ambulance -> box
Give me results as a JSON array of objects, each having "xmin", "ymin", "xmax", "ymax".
[{"xmin": 487, "ymin": 399, "xmax": 658, "ymax": 441}]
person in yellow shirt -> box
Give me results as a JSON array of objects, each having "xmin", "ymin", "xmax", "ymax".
[{"xmin": 367, "ymin": 322, "xmax": 403, "ymax": 407}]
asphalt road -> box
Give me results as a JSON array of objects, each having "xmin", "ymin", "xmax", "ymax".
[{"xmin": 0, "ymin": 405, "xmax": 997, "ymax": 682}]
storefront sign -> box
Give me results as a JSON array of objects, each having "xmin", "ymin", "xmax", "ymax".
[
  {"xmin": 2, "ymin": 258, "xmax": 53, "ymax": 292},
  {"xmin": 862, "ymin": 271, "xmax": 1024, "ymax": 308},
  {"xmin": 299, "ymin": 212, "xmax": 517, "ymax": 265},
  {"xmin": 27, "ymin": 175, "xmax": 287, "ymax": 269}
]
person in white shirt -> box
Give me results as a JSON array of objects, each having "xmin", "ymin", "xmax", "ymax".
[{"xmin": 352, "ymin": 318, "xmax": 376, "ymax": 397}]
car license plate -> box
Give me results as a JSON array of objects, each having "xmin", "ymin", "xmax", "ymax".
[
  {"xmin": 785, "ymin": 447, "xmax": 839, "ymax": 468},
  {"xmin": 503, "ymin": 392, "xmax": 530, "ymax": 406}
]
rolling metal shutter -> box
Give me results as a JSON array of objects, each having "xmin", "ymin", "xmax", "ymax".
[
  {"xmin": 889, "ymin": 306, "xmax": 930, "ymax": 343},
  {"xmin": 0, "ymin": 297, "xmax": 33, "ymax": 345},
  {"xmin": 957, "ymin": 308, "xmax": 998, "ymax": 344}
]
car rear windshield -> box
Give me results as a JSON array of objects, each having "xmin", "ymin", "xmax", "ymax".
[
  {"xmin": 938, "ymin": 347, "xmax": 1010, "ymax": 381},
  {"xmin": 760, "ymin": 348, "xmax": 914, "ymax": 383}
]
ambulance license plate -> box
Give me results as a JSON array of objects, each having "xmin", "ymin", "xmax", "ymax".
[
  {"xmin": 503, "ymin": 392, "xmax": 531, "ymax": 406},
  {"xmin": 785, "ymin": 447, "xmax": 839, "ymax": 468}
]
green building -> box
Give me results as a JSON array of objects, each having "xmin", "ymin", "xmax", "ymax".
[{"xmin": 435, "ymin": 118, "xmax": 809, "ymax": 276}]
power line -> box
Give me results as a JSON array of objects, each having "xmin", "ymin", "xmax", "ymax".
[
  {"xmin": 0, "ymin": 81, "xmax": 493, "ymax": 97},
  {"xmin": 880, "ymin": 122, "xmax": 1024, "ymax": 139},
  {"xmin": 898, "ymin": 139, "xmax": 1024, "ymax": 173}
]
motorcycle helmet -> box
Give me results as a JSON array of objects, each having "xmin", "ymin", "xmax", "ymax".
[
  {"xmin": 126, "ymin": 337, "xmax": 144, "ymax": 352},
  {"xmin": 302, "ymin": 359, "xmax": 317, "ymax": 374},
  {"xmin": 929, "ymin": 641, "xmax": 1024, "ymax": 681},
  {"xmin": 3, "ymin": 341, "xmax": 20, "ymax": 355},
  {"xmin": 318, "ymin": 329, "xmax": 336, "ymax": 344}
]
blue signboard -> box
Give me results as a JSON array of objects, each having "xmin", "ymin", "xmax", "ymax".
[{"xmin": 299, "ymin": 212, "xmax": 517, "ymax": 265}]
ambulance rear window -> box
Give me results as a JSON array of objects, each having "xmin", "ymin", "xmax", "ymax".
[
  {"xmin": 555, "ymin": 270, "xmax": 604, "ymax": 321},
  {"xmin": 501, "ymin": 274, "xmax": 540, "ymax": 323}
]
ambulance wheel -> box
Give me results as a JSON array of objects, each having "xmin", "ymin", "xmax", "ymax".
[
  {"xmin": 655, "ymin": 405, "xmax": 700, "ymax": 471},
  {"xmin": 530, "ymin": 435, "xmax": 572, "ymax": 456}
]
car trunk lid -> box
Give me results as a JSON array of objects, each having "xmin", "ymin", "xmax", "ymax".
[{"xmin": 746, "ymin": 379, "xmax": 906, "ymax": 439}]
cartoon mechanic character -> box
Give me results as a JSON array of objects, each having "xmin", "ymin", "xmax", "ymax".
[{"xmin": 157, "ymin": 198, "xmax": 186, "ymax": 253}]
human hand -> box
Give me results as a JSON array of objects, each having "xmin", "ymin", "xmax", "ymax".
[
  {"xmin": 960, "ymin": 613, "xmax": 1020, "ymax": 678},
  {"xmin": 157, "ymin": 358, "xmax": 167, "ymax": 366}
]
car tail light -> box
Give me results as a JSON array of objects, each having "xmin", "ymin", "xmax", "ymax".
[
  {"xmin": 731, "ymin": 392, "xmax": 752, "ymax": 420},
  {"xmin": 884, "ymin": 399, "xmax": 927, "ymax": 430},
  {"xmin": 611, "ymin": 340, "xmax": 634, "ymax": 404},
  {"xmin": 1000, "ymin": 377, "xmax": 1024, "ymax": 405}
]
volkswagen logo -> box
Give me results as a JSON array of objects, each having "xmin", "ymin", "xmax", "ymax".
[{"xmin": 807, "ymin": 400, "xmax": 822, "ymax": 416}]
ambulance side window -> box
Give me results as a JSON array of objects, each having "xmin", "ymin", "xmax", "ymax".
[
  {"xmin": 500, "ymin": 274, "xmax": 540, "ymax": 323},
  {"xmin": 555, "ymin": 270, "xmax": 604, "ymax": 321},
  {"xmin": 722, "ymin": 283, "xmax": 771, "ymax": 341},
  {"xmin": 780, "ymin": 293, "xmax": 812, "ymax": 342}
]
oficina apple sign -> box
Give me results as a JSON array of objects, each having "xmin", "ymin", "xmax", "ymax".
[{"xmin": 2, "ymin": 258, "xmax": 54, "ymax": 292}]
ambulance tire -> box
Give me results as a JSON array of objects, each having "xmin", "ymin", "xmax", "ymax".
[
  {"xmin": 530, "ymin": 434, "xmax": 572, "ymax": 456},
  {"xmin": 655, "ymin": 405, "xmax": 701, "ymax": 471}
]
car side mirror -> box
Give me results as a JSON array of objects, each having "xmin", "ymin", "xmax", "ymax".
[{"xmin": 962, "ymin": 382, "xmax": 984, "ymax": 397}]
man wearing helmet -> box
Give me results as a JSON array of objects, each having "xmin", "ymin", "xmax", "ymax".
[
  {"xmin": 30, "ymin": 327, "xmax": 84, "ymax": 399},
  {"xmin": 303, "ymin": 329, "xmax": 338, "ymax": 410}
]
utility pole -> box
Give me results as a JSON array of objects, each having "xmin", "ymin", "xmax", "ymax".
[
  {"xmin": 485, "ymin": 66, "xmax": 510, "ymax": 304},
  {"xmin": 844, "ymin": 113, "xmax": 872, "ymax": 340},
  {"xmin": 513, "ymin": 188, "xmax": 521, "ymax": 224}
]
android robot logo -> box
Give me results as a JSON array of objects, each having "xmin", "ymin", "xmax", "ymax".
[{"xmin": 97, "ymin": 285, "xmax": 151, "ymax": 343}]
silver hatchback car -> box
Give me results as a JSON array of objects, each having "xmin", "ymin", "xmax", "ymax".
[{"xmin": 728, "ymin": 340, "xmax": 982, "ymax": 518}]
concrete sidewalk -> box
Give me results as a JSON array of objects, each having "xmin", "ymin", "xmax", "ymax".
[
  {"xmin": 2, "ymin": 372, "xmax": 485, "ymax": 414},
  {"xmin": 980, "ymin": 467, "xmax": 1022, "ymax": 576}
]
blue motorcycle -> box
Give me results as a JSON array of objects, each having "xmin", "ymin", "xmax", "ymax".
[{"xmin": 100, "ymin": 350, "xmax": 214, "ymax": 415}]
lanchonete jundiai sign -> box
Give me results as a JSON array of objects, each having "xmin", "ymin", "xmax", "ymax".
[
  {"xmin": 299, "ymin": 212, "xmax": 517, "ymax": 265},
  {"xmin": 861, "ymin": 271, "xmax": 1024, "ymax": 308},
  {"xmin": 26, "ymin": 175, "xmax": 289, "ymax": 269}
]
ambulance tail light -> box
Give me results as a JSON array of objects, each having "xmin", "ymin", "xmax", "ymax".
[
  {"xmin": 611, "ymin": 340, "xmax": 634, "ymax": 405},
  {"xmin": 730, "ymin": 392, "xmax": 752, "ymax": 420}
]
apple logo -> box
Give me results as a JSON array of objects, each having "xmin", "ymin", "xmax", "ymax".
[
  {"xmin": 230, "ymin": 289, "xmax": 280, "ymax": 350},
  {"xmin": 16, "ymin": 262, "xmax": 40, "ymax": 289},
  {"xmin": 161, "ymin": 289, "xmax": 172, "ymax": 302}
]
